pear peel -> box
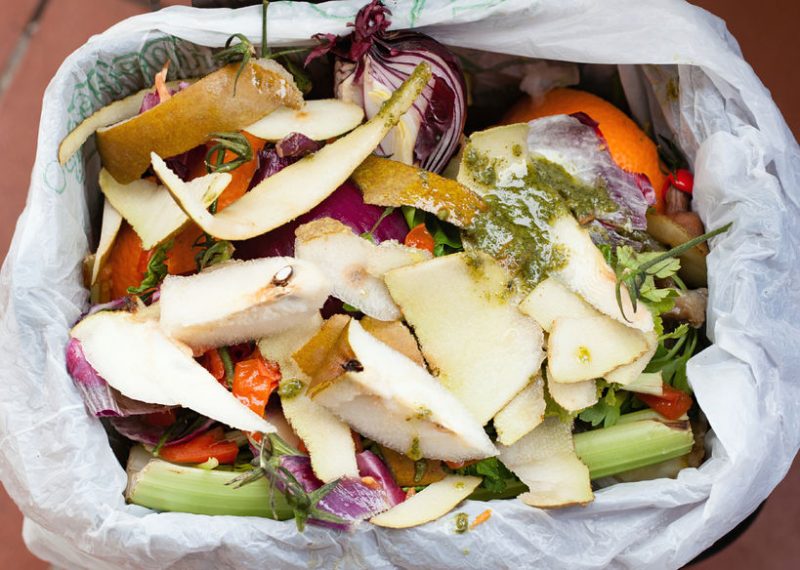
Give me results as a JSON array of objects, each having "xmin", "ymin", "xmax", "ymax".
[
  {"xmin": 58, "ymin": 79, "xmax": 195, "ymax": 166},
  {"xmin": 310, "ymin": 320, "xmax": 497, "ymax": 462},
  {"xmin": 159, "ymin": 258, "xmax": 331, "ymax": 352},
  {"xmin": 71, "ymin": 311, "xmax": 275, "ymax": 433},
  {"xmin": 547, "ymin": 316, "xmax": 649, "ymax": 384},
  {"xmin": 370, "ymin": 475, "xmax": 482, "ymax": 529},
  {"xmin": 494, "ymin": 375, "xmax": 546, "ymax": 446},
  {"xmin": 159, "ymin": 63, "xmax": 433, "ymax": 241},
  {"xmin": 352, "ymin": 156, "xmax": 487, "ymax": 228},
  {"xmin": 91, "ymin": 199, "xmax": 123, "ymax": 285},
  {"xmin": 385, "ymin": 252, "xmax": 545, "ymax": 425},
  {"xmin": 519, "ymin": 277, "xmax": 599, "ymax": 332},
  {"xmin": 98, "ymin": 59, "xmax": 302, "ymax": 183},
  {"xmin": 99, "ymin": 167, "xmax": 230, "ymax": 250},
  {"xmin": 244, "ymin": 99, "xmax": 364, "ymax": 141},
  {"xmin": 257, "ymin": 316, "xmax": 361, "ymax": 483},
  {"xmin": 294, "ymin": 218, "xmax": 430, "ymax": 321},
  {"xmin": 498, "ymin": 417, "xmax": 593, "ymax": 508},
  {"xmin": 546, "ymin": 376, "xmax": 598, "ymax": 413}
]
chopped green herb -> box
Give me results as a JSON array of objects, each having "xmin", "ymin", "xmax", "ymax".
[
  {"xmin": 454, "ymin": 512, "xmax": 469, "ymax": 534},
  {"xmin": 413, "ymin": 459, "xmax": 427, "ymax": 484},
  {"xmin": 278, "ymin": 378, "xmax": 305, "ymax": 399},
  {"xmin": 614, "ymin": 223, "xmax": 731, "ymax": 321},
  {"xmin": 454, "ymin": 457, "xmax": 516, "ymax": 495},
  {"xmin": 578, "ymin": 381, "xmax": 628, "ymax": 428},
  {"xmin": 127, "ymin": 239, "xmax": 172, "ymax": 300}
]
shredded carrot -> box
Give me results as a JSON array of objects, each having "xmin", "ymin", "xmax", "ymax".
[
  {"xmin": 469, "ymin": 509, "xmax": 492, "ymax": 529},
  {"xmin": 201, "ymin": 348, "xmax": 225, "ymax": 384},
  {"xmin": 361, "ymin": 476, "xmax": 381, "ymax": 490},
  {"xmin": 405, "ymin": 488, "xmax": 417, "ymax": 499},
  {"xmin": 155, "ymin": 61, "xmax": 171, "ymax": 103}
]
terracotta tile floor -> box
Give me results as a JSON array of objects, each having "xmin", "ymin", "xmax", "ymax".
[{"xmin": 0, "ymin": 1, "xmax": 797, "ymax": 568}]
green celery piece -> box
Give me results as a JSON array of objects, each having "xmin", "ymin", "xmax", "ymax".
[
  {"xmin": 125, "ymin": 447, "xmax": 292, "ymax": 519},
  {"xmin": 574, "ymin": 418, "xmax": 693, "ymax": 480}
]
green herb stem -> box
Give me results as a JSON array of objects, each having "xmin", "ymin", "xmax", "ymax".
[
  {"xmin": 214, "ymin": 33, "xmax": 256, "ymax": 96},
  {"xmin": 218, "ymin": 346, "xmax": 235, "ymax": 388},
  {"xmin": 616, "ymin": 222, "xmax": 731, "ymax": 321},
  {"xmin": 638, "ymin": 222, "xmax": 731, "ymax": 275},
  {"xmin": 205, "ymin": 131, "xmax": 253, "ymax": 174}
]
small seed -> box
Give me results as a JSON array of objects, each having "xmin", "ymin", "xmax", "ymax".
[{"xmin": 272, "ymin": 265, "xmax": 294, "ymax": 287}]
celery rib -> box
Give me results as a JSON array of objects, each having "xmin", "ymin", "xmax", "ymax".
[
  {"xmin": 125, "ymin": 447, "xmax": 292, "ymax": 519},
  {"xmin": 574, "ymin": 419, "xmax": 694, "ymax": 480}
]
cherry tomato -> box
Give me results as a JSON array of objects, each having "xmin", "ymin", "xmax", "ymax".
[{"xmin": 637, "ymin": 384, "xmax": 693, "ymax": 420}]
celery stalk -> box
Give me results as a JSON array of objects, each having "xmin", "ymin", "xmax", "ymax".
[
  {"xmin": 614, "ymin": 409, "xmax": 687, "ymax": 425},
  {"xmin": 574, "ymin": 418, "xmax": 694, "ymax": 479},
  {"xmin": 125, "ymin": 446, "xmax": 292, "ymax": 519}
]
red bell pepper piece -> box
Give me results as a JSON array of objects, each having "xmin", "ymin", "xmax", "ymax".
[
  {"xmin": 158, "ymin": 426, "xmax": 239, "ymax": 464},
  {"xmin": 232, "ymin": 352, "xmax": 281, "ymax": 418},
  {"xmin": 200, "ymin": 348, "xmax": 226, "ymax": 384}
]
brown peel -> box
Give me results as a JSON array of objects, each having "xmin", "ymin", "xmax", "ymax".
[
  {"xmin": 292, "ymin": 315, "xmax": 353, "ymax": 396},
  {"xmin": 97, "ymin": 59, "xmax": 302, "ymax": 183},
  {"xmin": 646, "ymin": 212, "xmax": 708, "ymax": 287},
  {"xmin": 379, "ymin": 446, "xmax": 446, "ymax": 486},
  {"xmin": 352, "ymin": 156, "xmax": 487, "ymax": 228},
  {"xmin": 360, "ymin": 317, "xmax": 425, "ymax": 367}
]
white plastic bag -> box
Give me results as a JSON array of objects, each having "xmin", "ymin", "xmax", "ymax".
[{"xmin": 1, "ymin": 1, "xmax": 798, "ymax": 568}]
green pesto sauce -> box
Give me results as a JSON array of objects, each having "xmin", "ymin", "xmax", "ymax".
[
  {"xmin": 454, "ymin": 512, "xmax": 470, "ymax": 534},
  {"xmin": 277, "ymin": 378, "xmax": 305, "ymax": 399},
  {"xmin": 527, "ymin": 156, "xmax": 618, "ymax": 222},
  {"xmin": 463, "ymin": 146, "xmax": 498, "ymax": 187},
  {"xmin": 464, "ymin": 153, "xmax": 619, "ymax": 288},
  {"xmin": 407, "ymin": 437, "xmax": 422, "ymax": 461}
]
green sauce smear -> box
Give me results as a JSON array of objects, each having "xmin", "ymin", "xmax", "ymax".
[{"xmin": 464, "ymin": 151, "xmax": 620, "ymax": 289}]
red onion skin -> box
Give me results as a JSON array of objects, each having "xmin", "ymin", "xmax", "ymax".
[
  {"xmin": 66, "ymin": 338, "xmax": 167, "ymax": 418},
  {"xmin": 272, "ymin": 454, "xmax": 393, "ymax": 531},
  {"xmin": 109, "ymin": 416, "xmax": 215, "ymax": 447},
  {"xmin": 356, "ymin": 450, "xmax": 406, "ymax": 507},
  {"xmin": 308, "ymin": 0, "xmax": 466, "ymax": 173},
  {"xmin": 234, "ymin": 180, "xmax": 409, "ymax": 260}
]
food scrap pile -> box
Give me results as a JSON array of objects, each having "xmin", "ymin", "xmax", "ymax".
[{"xmin": 63, "ymin": 1, "xmax": 727, "ymax": 531}]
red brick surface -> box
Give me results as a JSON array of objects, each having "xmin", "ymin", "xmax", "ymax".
[
  {"xmin": 0, "ymin": 0, "xmax": 40, "ymax": 73},
  {"xmin": 0, "ymin": 1, "xmax": 797, "ymax": 568},
  {"xmin": 0, "ymin": 0, "xmax": 147, "ymax": 255}
]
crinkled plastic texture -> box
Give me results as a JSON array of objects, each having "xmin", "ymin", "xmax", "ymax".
[{"xmin": 0, "ymin": 1, "xmax": 798, "ymax": 568}]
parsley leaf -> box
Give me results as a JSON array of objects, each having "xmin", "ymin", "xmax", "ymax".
[
  {"xmin": 578, "ymin": 381, "xmax": 628, "ymax": 428},
  {"xmin": 455, "ymin": 457, "xmax": 515, "ymax": 494}
]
